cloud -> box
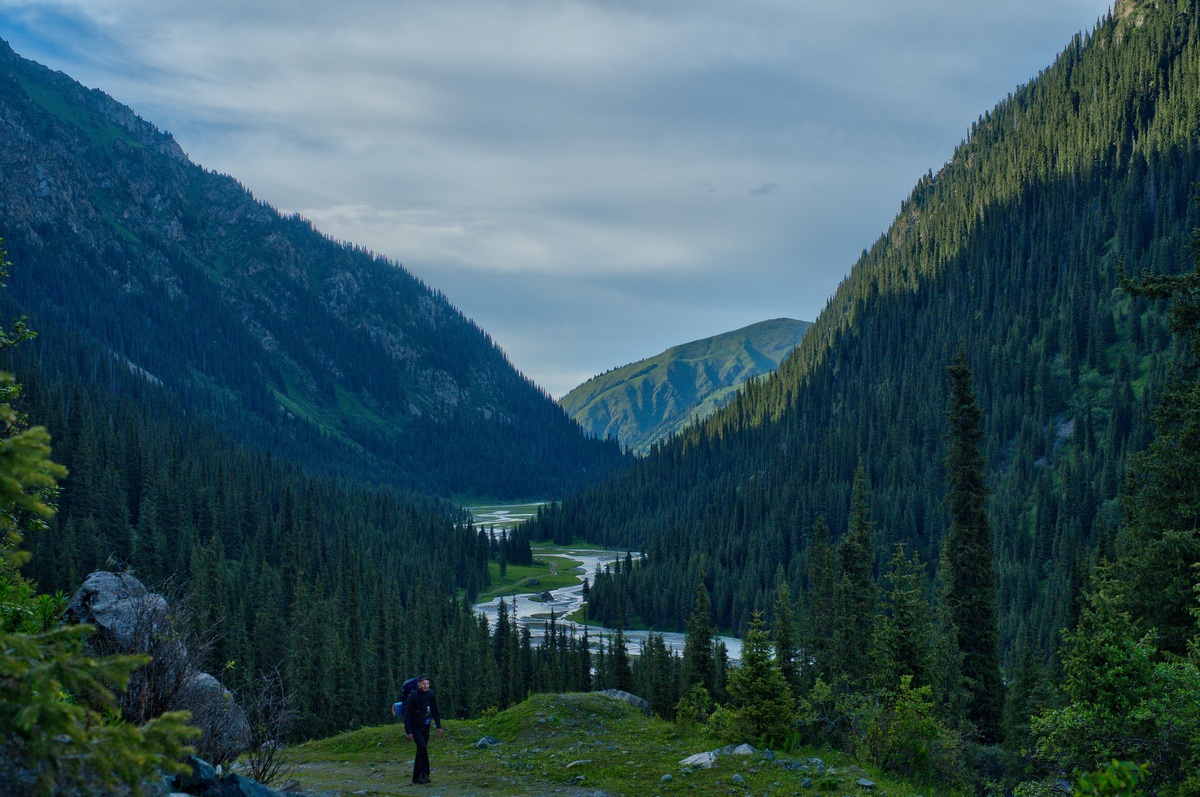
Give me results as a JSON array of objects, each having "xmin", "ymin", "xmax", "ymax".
[{"xmin": 0, "ymin": 0, "xmax": 1114, "ymax": 397}]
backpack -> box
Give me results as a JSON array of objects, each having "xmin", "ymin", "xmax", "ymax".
[{"xmin": 391, "ymin": 676, "xmax": 422, "ymax": 717}]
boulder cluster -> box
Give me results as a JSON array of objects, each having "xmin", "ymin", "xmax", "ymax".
[
  {"xmin": 165, "ymin": 756, "xmax": 299, "ymax": 797},
  {"xmin": 65, "ymin": 571, "xmax": 251, "ymax": 763}
]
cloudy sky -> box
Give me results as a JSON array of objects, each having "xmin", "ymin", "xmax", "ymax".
[{"xmin": 0, "ymin": 1, "xmax": 1112, "ymax": 398}]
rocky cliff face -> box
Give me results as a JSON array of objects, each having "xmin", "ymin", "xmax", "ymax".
[{"xmin": 0, "ymin": 38, "xmax": 625, "ymax": 496}]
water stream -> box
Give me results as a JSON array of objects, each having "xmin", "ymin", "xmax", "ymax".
[{"xmin": 472, "ymin": 548, "xmax": 742, "ymax": 662}]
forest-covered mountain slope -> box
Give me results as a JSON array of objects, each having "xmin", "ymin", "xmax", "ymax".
[
  {"xmin": 531, "ymin": 0, "xmax": 1198, "ymax": 662},
  {"xmin": 0, "ymin": 38, "xmax": 626, "ymax": 500},
  {"xmin": 559, "ymin": 318, "xmax": 810, "ymax": 455}
]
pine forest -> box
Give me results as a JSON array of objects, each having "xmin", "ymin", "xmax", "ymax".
[{"xmin": 2, "ymin": 0, "xmax": 1200, "ymax": 795}]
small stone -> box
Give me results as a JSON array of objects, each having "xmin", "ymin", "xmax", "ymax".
[
  {"xmin": 661, "ymin": 774, "xmax": 674, "ymax": 783},
  {"xmin": 856, "ymin": 778, "xmax": 875, "ymax": 789},
  {"xmin": 731, "ymin": 773, "xmax": 746, "ymax": 786},
  {"xmin": 802, "ymin": 778, "xmax": 812, "ymax": 788}
]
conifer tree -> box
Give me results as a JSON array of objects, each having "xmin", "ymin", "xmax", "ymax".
[
  {"xmin": 610, "ymin": 627, "xmax": 634, "ymax": 693},
  {"xmin": 804, "ymin": 516, "xmax": 836, "ymax": 685},
  {"xmin": 726, "ymin": 613, "xmax": 795, "ymax": 747},
  {"xmin": 682, "ymin": 571, "xmax": 715, "ymax": 695},
  {"xmin": 941, "ymin": 350, "xmax": 1004, "ymax": 741},
  {"xmin": 770, "ymin": 576, "xmax": 799, "ymax": 694},
  {"xmin": 870, "ymin": 543, "xmax": 933, "ymax": 692},
  {"xmin": 633, "ymin": 633, "xmax": 678, "ymax": 718},
  {"xmin": 832, "ymin": 467, "xmax": 876, "ymax": 689}
]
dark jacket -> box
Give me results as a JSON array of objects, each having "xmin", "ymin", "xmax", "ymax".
[{"xmin": 403, "ymin": 687, "xmax": 441, "ymax": 735}]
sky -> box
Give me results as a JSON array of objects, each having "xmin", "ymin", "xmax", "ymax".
[{"xmin": 0, "ymin": 1, "xmax": 1113, "ymax": 399}]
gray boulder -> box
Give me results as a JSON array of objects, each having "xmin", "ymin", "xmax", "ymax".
[
  {"xmin": 596, "ymin": 688, "xmax": 652, "ymax": 716},
  {"xmin": 66, "ymin": 571, "xmax": 249, "ymax": 762},
  {"xmin": 175, "ymin": 754, "xmax": 219, "ymax": 794},
  {"xmin": 178, "ymin": 672, "xmax": 252, "ymax": 761},
  {"xmin": 64, "ymin": 571, "xmax": 171, "ymax": 650},
  {"xmin": 218, "ymin": 773, "xmax": 286, "ymax": 797}
]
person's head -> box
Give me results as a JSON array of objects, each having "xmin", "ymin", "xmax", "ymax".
[{"xmin": 417, "ymin": 674, "xmax": 431, "ymax": 691}]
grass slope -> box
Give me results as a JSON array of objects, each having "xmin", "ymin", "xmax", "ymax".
[
  {"xmin": 286, "ymin": 692, "xmax": 922, "ymax": 797},
  {"xmin": 559, "ymin": 319, "xmax": 810, "ymax": 455}
]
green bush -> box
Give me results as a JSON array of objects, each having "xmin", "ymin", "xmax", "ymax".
[{"xmin": 859, "ymin": 676, "xmax": 968, "ymax": 788}]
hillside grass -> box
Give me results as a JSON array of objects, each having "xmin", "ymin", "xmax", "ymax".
[{"xmin": 283, "ymin": 692, "xmax": 924, "ymax": 797}]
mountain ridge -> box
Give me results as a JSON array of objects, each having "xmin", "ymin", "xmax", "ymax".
[
  {"xmin": 531, "ymin": 0, "xmax": 1197, "ymax": 651},
  {"xmin": 560, "ymin": 318, "xmax": 810, "ymax": 454},
  {"xmin": 0, "ymin": 37, "xmax": 627, "ymax": 499}
]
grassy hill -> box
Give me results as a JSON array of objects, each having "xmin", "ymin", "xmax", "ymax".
[
  {"xmin": 559, "ymin": 319, "xmax": 810, "ymax": 455},
  {"xmin": 284, "ymin": 692, "xmax": 921, "ymax": 796}
]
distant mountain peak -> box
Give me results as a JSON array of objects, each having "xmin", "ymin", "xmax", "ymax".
[{"xmin": 560, "ymin": 318, "xmax": 810, "ymax": 455}]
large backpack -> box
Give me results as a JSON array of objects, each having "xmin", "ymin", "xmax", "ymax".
[{"xmin": 391, "ymin": 676, "xmax": 422, "ymax": 717}]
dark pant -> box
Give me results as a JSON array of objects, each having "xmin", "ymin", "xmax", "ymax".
[{"xmin": 412, "ymin": 724, "xmax": 431, "ymax": 782}]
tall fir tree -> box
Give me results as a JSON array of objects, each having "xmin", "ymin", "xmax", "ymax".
[
  {"xmin": 726, "ymin": 612, "xmax": 795, "ymax": 747},
  {"xmin": 831, "ymin": 467, "xmax": 877, "ymax": 689},
  {"xmin": 870, "ymin": 543, "xmax": 934, "ymax": 692},
  {"xmin": 682, "ymin": 572, "xmax": 715, "ymax": 696},
  {"xmin": 804, "ymin": 516, "xmax": 837, "ymax": 686},
  {"xmin": 940, "ymin": 349, "xmax": 1004, "ymax": 741},
  {"xmin": 770, "ymin": 574, "xmax": 799, "ymax": 695}
]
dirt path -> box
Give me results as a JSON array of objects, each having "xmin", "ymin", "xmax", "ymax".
[{"xmin": 287, "ymin": 746, "xmax": 616, "ymax": 797}]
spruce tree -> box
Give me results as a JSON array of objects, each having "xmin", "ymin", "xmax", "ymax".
[
  {"xmin": 726, "ymin": 612, "xmax": 795, "ymax": 747},
  {"xmin": 770, "ymin": 576, "xmax": 799, "ymax": 694},
  {"xmin": 831, "ymin": 467, "xmax": 876, "ymax": 689},
  {"xmin": 940, "ymin": 349, "xmax": 1004, "ymax": 741},
  {"xmin": 610, "ymin": 627, "xmax": 634, "ymax": 693},
  {"xmin": 870, "ymin": 543, "xmax": 933, "ymax": 692},
  {"xmin": 682, "ymin": 572, "xmax": 715, "ymax": 695},
  {"xmin": 804, "ymin": 516, "xmax": 836, "ymax": 685}
]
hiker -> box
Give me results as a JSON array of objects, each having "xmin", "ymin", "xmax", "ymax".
[{"xmin": 403, "ymin": 673, "xmax": 443, "ymax": 785}]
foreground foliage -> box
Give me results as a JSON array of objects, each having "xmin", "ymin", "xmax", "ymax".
[{"xmin": 0, "ymin": 250, "xmax": 196, "ymax": 795}]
